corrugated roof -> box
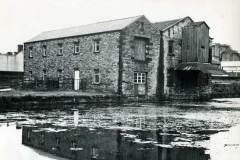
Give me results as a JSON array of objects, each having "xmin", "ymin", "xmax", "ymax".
[
  {"xmin": 152, "ymin": 17, "xmax": 187, "ymax": 31},
  {"xmin": 176, "ymin": 62, "xmax": 228, "ymax": 75},
  {"xmin": 26, "ymin": 15, "xmax": 143, "ymax": 43}
]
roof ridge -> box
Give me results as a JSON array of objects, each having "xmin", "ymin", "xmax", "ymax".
[
  {"xmin": 153, "ymin": 16, "xmax": 186, "ymax": 24},
  {"xmin": 41, "ymin": 15, "xmax": 143, "ymax": 34}
]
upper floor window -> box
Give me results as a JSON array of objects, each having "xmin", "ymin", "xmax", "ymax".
[
  {"xmin": 93, "ymin": 69, "xmax": 100, "ymax": 84},
  {"xmin": 140, "ymin": 22, "xmax": 144, "ymax": 32},
  {"xmin": 168, "ymin": 40, "xmax": 174, "ymax": 54},
  {"xmin": 29, "ymin": 47, "xmax": 33, "ymax": 58},
  {"xmin": 94, "ymin": 40, "xmax": 100, "ymax": 53},
  {"xmin": 74, "ymin": 42, "xmax": 80, "ymax": 54},
  {"xmin": 134, "ymin": 72, "xmax": 146, "ymax": 84},
  {"xmin": 42, "ymin": 45, "xmax": 47, "ymax": 57},
  {"xmin": 57, "ymin": 43, "xmax": 63, "ymax": 56}
]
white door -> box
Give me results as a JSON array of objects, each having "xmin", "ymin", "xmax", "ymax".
[{"xmin": 74, "ymin": 70, "xmax": 80, "ymax": 90}]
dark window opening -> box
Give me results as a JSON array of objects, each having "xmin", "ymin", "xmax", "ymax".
[
  {"xmin": 140, "ymin": 22, "xmax": 144, "ymax": 32},
  {"xmin": 167, "ymin": 68, "xmax": 175, "ymax": 87},
  {"xmin": 27, "ymin": 131, "xmax": 31, "ymax": 141},
  {"xmin": 93, "ymin": 69, "xmax": 100, "ymax": 84},
  {"xmin": 42, "ymin": 70, "xmax": 47, "ymax": 81},
  {"xmin": 40, "ymin": 132, "xmax": 45, "ymax": 145},
  {"xmin": 94, "ymin": 40, "xmax": 100, "ymax": 53},
  {"xmin": 168, "ymin": 40, "xmax": 174, "ymax": 54}
]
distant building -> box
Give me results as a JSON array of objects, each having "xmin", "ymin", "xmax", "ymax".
[
  {"xmin": 210, "ymin": 43, "xmax": 240, "ymax": 77},
  {"xmin": 0, "ymin": 45, "xmax": 24, "ymax": 88}
]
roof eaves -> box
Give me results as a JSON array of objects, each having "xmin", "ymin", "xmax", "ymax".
[{"xmin": 24, "ymin": 29, "xmax": 122, "ymax": 44}]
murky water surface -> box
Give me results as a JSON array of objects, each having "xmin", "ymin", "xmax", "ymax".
[{"xmin": 0, "ymin": 98, "xmax": 240, "ymax": 160}]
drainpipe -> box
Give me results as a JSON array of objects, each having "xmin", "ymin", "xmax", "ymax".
[
  {"xmin": 156, "ymin": 31, "xmax": 165, "ymax": 99},
  {"xmin": 117, "ymin": 31, "xmax": 123, "ymax": 95}
]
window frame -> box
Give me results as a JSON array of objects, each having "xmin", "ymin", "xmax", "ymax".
[
  {"xmin": 93, "ymin": 69, "xmax": 101, "ymax": 84},
  {"xmin": 29, "ymin": 47, "xmax": 33, "ymax": 58},
  {"xmin": 134, "ymin": 72, "xmax": 146, "ymax": 84},
  {"xmin": 93, "ymin": 40, "xmax": 100, "ymax": 53},
  {"xmin": 42, "ymin": 45, "xmax": 47, "ymax": 57},
  {"xmin": 74, "ymin": 42, "xmax": 80, "ymax": 54},
  {"xmin": 57, "ymin": 43, "xmax": 63, "ymax": 56}
]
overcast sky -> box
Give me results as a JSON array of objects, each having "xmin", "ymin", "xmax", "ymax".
[{"xmin": 0, "ymin": 0, "xmax": 239, "ymax": 53}]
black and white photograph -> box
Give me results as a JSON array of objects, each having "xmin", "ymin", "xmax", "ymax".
[{"xmin": 0, "ymin": 0, "xmax": 240, "ymax": 159}]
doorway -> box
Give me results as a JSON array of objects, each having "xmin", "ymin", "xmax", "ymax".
[{"xmin": 74, "ymin": 70, "xmax": 80, "ymax": 90}]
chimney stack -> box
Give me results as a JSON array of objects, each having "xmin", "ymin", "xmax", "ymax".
[{"xmin": 18, "ymin": 45, "xmax": 23, "ymax": 52}]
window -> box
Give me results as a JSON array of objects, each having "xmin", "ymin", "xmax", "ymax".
[
  {"xmin": 168, "ymin": 29, "xmax": 170, "ymax": 37},
  {"xmin": 57, "ymin": 43, "xmax": 63, "ymax": 55},
  {"xmin": 42, "ymin": 70, "xmax": 47, "ymax": 81},
  {"xmin": 94, "ymin": 40, "xmax": 100, "ymax": 53},
  {"xmin": 140, "ymin": 22, "xmax": 144, "ymax": 32},
  {"xmin": 91, "ymin": 146, "xmax": 99, "ymax": 159},
  {"xmin": 57, "ymin": 69, "xmax": 63, "ymax": 80},
  {"xmin": 167, "ymin": 68, "xmax": 174, "ymax": 87},
  {"xmin": 134, "ymin": 72, "xmax": 146, "ymax": 84},
  {"xmin": 29, "ymin": 71, "xmax": 33, "ymax": 80},
  {"xmin": 93, "ymin": 69, "xmax": 100, "ymax": 84},
  {"xmin": 40, "ymin": 132, "xmax": 45, "ymax": 145},
  {"xmin": 71, "ymin": 140, "xmax": 77, "ymax": 148},
  {"xmin": 42, "ymin": 45, "xmax": 47, "ymax": 57},
  {"xmin": 145, "ymin": 44, "xmax": 149, "ymax": 55},
  {"xmin": 168, "ymin": 40, "xmax": 174, "ymax": 54},
  {"xmin": 134, "ymin": 38, "xmax": 147, "ymax": 61},
  {"xmin": 74, "ymin": 43, "xmax": 80, "ymax": 54},
  {"xmin": 27, "ymin": 131, "xmax": 31, "ymax": 141},
  {"xmin": 29, "ymin": 47, "xmax": 33, "ymax": 58}
]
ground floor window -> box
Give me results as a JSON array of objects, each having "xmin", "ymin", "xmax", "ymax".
[
  {"xmin": 134, "ymin": 72, "xmax": 146, "ymax": 84},
  {"xmin": 93, "ymin": 69, "xmax": 100, "ymax": 84},
  {"xmin": 42, "ymin": 70, "xmax": 47, "ymax": 81},
  {"xmin": 167, "ymin": 68, "xmax": 175, "ymax": 87}
]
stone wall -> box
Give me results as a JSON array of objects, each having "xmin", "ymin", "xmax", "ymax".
[
  {"xmin": 24, "ymin": 32, "xmax": 120, "ymax": 93},
  {"xmin": 120, "ymin": 16, "xmax": 160, "ymax": 96},
  {"xmin": 211, "ymin": 76, "xmax": 240, "ymax": 97},
  {"xmin": 162, "ymin": 17, "xmax": 193, "ymax": 96}
]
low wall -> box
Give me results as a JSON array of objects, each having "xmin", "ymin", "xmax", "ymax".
[{"xmin": 211, "ymin": 76, "xmax": 240, "ymax": 98}]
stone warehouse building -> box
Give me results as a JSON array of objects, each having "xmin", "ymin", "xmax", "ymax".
[
  {"xmin": 24, "ymin": 15, "xmax": 160, "ymax": 96},
  {"xmin": 24, "ymin": 15, "xmax": 226, "ymax": 98}
]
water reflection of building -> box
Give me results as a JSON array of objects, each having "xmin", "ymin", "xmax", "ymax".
[{"xmin": 22, "ymin": 124, "xmax": 210, "ymax": 160}]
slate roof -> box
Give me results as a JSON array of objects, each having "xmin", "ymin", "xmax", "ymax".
[
  {"xmin": 188, "ymin": 21, "xmax": 210, "ymax": 29},
  {"xmin": 153, "ymin": 17, "xmax": 190, "ymax": 31},
  {"xmin": 26, "ymin": 15, "xmax": 143, "ymax": 43}
]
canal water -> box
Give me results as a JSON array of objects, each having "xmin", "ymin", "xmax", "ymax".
[{"xmin": 0, "ymin": 98, "xmax": 240, "ymax": 160}]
